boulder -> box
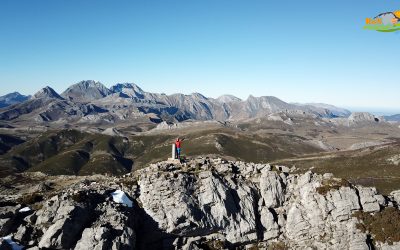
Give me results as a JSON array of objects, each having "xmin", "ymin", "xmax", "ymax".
[{"xmin": 357, "ymin": 186, "xmax": 385, "ymax": 212}]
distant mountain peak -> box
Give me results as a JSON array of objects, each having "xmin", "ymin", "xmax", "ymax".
[
  {"xmin": 191, "ymin": 93, "xmax": 207, "ymax": 99},
  {"xmin": 216, "ymin": 95, "xmax": 242, "ymax": 103},
  {"xmin": 110, "ymin": 83, "xmax": 144, "ymax": 93},
  {"xmin": 0, "ymin": 92, "xmax": 26, "ymax": 100},
  {"xmin": 76, "ymin": 80, "xmax": 103, "ymax": 87},
  {"xmin": 6, "ymin": 91, "xmax": 20, "ymax": 96},
  {"xmin": 0, "ymin": 91, "xmax": 31, "ymax": 108},
  {"xmin": 70, "ymin": 80, "xmax": 108, "ymax": 89},
  {"xmin": 33, "ymin": 86, "xmax": 63, "ymax": 99},
  {"xmin": 110, "ymin": 83, "xmax": 146, "ymax": 99},
  {"xmin": 61, "ymin": 80, "xmax": 112, "ymax": 102}
]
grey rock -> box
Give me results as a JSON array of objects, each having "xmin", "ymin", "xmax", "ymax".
[
  {"xmin": 259, "ymin": 207, "xmax": 279, "ymax": 240},
  {"xmin": 357, "ymin": 186, "xmax": 385, "ymax": 212},
  {"xmin": 38, "ymin": 204, "xmax": 89, "ymax": 249},
  {"xmin": 1, "ymin": 158, "xmax": 400, "ymax": 249},
  {"xmin": 390, "ymin": 190, "xmax": 400, "ymax": 206},
  {"xmin": 74, "ymin": 203, "xmax": 135, "ymax": 250},
  {"xmin": 13, "ymin": 224, "xmax": 33, "ymax": 245},
  {"xmin": 36, "ymin": 191, "xmax": 105, "ymax": 249},
  {"xmin": 139, "ymin": 169, "xmax": 258, "ymax": 244},
  {"xmin": 259, "ymin": 171, "xmax": 285, "ymax": 208}
]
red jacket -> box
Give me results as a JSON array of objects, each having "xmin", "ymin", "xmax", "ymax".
[{"xmin": 175, "ymin": 140, "xmax": 181, "ymax": 148}]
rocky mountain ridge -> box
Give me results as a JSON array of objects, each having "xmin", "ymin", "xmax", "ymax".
[
  {"xmin": 1, "ymin": 157, "xmax": 400, "ymax": 249},
  {"xmin": 0, "ymin": 80, "xmax": 354, "ymax": 127}
]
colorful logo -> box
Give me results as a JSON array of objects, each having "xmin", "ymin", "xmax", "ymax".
[{"xmin": 364, "ymin": 10, "xmax": 400, "ymax": 32}]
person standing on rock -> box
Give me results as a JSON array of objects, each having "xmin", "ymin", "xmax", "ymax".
[{"xmin": 175, "ymin": 138, "xmax": 183, "ymax": 159}]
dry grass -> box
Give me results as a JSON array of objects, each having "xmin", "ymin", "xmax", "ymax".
[
  {"xmin": 268, "ymin": 242, "xmax": 288, "ymax": 250},
  {"xmin": 119, "ymin": 177, "xmax": 138, "ymax": 188},
  {"xmin": 353, "ymin": 207, "xmax": 400, "ymax": 245},
  {"xmin": 276, "ymin": 142, "xmax": 400, "ymax": 195},
  {"xmin": 316, "ymin": 178, "xmax": 351, "ymax": 195},
  {"xmin": 17, "ymin": 192, "xmax": 43, "ymax": 205},
  {"xmin": 203, "ymin": 240, "xmax": 226, "ymax": 250}
]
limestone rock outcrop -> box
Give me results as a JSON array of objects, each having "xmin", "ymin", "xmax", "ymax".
[{"xmin": 1, "ymin": 157, "xmax": 400, "ymax": 249}]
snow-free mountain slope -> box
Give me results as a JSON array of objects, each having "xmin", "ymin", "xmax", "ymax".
[
  {"xmin": 0, "ymin": 92, "xmax": 31, "ymax": 108},
  {"xmin": 61, "ymin": 80, "xmax": 112, "ymax": 102}
]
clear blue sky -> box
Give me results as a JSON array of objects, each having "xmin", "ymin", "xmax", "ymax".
[{"xmin": 0, "ymin": 0, "xmax": 399, "ymax": 112}]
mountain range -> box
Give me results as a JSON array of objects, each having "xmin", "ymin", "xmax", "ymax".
[
  {"xmin": 0, "ymin": 80, "xmax": 354, "ymax": 127},
  {"xmin": 385, "ymin": 114, "xmax": 400, "ymax": 122}
]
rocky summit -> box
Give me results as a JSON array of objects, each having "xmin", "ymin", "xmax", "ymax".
[{"xmin": 1, "ymin": 157, "xmax": 400, "ymax": 250}]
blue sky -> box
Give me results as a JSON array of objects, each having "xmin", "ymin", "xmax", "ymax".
[{"xmin": 0, "ymin": 0, "xmax": 399, "ymax": 113}]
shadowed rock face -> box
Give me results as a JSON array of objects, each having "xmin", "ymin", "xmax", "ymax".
[{"xmin": 1, "ymin": 157, "xmax": 399, "ymax": 249}]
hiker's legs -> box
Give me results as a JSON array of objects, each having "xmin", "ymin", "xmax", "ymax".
[{"xmin": 177, "ymin": 148, "xmax": 181, "ymax": 159}]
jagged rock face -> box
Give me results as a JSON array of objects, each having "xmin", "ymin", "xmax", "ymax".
[
  {"xmin": 0, "ymin": 182, "xmax": 136, "ymax": 249},
  {"xmin": 1, "ymin": 158, "xmax": 400, "ymax": 249},
  {"xmin": 259, "ymin": 171, "xmax": 285, "ymax": 208},
  {"xmin": 139, "ymin": 170, "xmax": 258, "ymax": 244},
  {"xmin": 135, "ymin": 159, "xmax": 400, "ymax": 249},
  {"xmin": 284, "ymin": 172, "xmax": 364, "ymax": 249}
]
